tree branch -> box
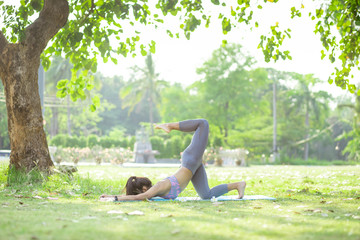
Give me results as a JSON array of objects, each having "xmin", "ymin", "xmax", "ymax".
[
  {"xmin": 24, "ymin": 0, "xmax": 69, "ymax": 59},
  {"xmin": 291, "ymin": 121, "xmax": 339, "ymax": 146},
  {"xmin": 337, "ymin": 103, "xmax": 355, "ymax": 109}
]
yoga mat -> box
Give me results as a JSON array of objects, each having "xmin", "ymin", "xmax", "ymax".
[
  {"xmin": 149, "ymin": 195, "xmax": 276, "ymax": 202},
  {"xmin": 110, "ymin": 195, "xmax": 275, "ymax": 202}
]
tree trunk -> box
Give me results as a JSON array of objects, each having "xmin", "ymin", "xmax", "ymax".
[
  {"xmin": 1, "ymin": 53, "xmax": 52, "ymax": 171},
  {"xmin": 0, "ymin": 0, "xmax": 69, "ymax": 172},
  {"xmin": 272, "ymin": 78, "xmax": 277, "ymax": 162},
  {"xmin": 304, "ymin": 103, "xmax": 309, "ymax": 161},
  {"xmin": 224, "ymin": 101, "xmax": 229, "ymax": 143},
  {"xmin": 149, "ymin": 97, "xmax": 154, "ymax": 136},
  {"xmin": 50, "ymin": 107, "xmax": 59, "ymax": 137},
  {"xmin": 67, "ymin": 95, "xmax": 71, "ymax": 136}
]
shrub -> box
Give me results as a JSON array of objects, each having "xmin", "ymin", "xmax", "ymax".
[
  {"xmin": 128, "ymin": 136, "xmax": 136, "ymax": 150},
  {"xmin": 163, "ymin": 140, "xmax": 172, "ymax": 158},
  {"xmin": 99, "ymin": 136, "xmax": 115, "ymax": 148},
  {"xmin": 87, "ymin": 134, "xmax": 99, "ymax": 148},
  {"xmin": 119, "ymin": 138, "xmax": 128, "ymax": 148},
  {"xmin": 182, "ymin": 134, "xmax": 192, "ymax": 150},
  {"xmin": 150, "ymin": 136, "xmax": 165, "ymax": 157},
  {"xmin": 66, "ymin": 136, "xmax": 80, "ymax": 148},
  {"xmin": 112, "ymin": 139, "xmax": 122, "ymax": 148},
  {"xmin": 78, "ymin": 136, "xmax": 87, "ymax": 148},
  {"xmin": 212, "ymin": 136, "xmax": 224, "ymax": 148},
  {"xmin": 166, "ymin": 136, "xmax": 182, "ymax": 159},
  {"xmin": 50, "ymin": 134, "xmax": 67, "ymax": 147}
]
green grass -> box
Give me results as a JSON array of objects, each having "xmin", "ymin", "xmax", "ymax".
[{"xmin": 0, "ymin": 163, "xmax": 359, "ymax": 240}]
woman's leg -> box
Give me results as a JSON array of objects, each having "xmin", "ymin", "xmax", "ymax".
[
  {"xmin": 191, "ymin": 164, "xmax": 246, "ymax": 199},
  {"xmin": 179, "ymin": 119, "xmax": 209, "ymax": 174},
  {"xmin": 156, "ymin": 119, "xmax": 209, "ymax": 174}
]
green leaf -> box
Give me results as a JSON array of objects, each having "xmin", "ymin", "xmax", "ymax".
[
  {"xmin": 92, "ymin": 95, "xmax": 100, "ymax": 107},
  {"xmin": 222, "ymin": 17, "xmax": 231, "ymax": 34},
  {"xmin": 111, "ymin": 57, "xmax": 118, "ymax": 64},
  {"xmin": 91, "ymin": 61, "xmax": 98, "ymax": 73},
  {"xmin": 57, "ymin": 79, "xmax": 69, "ymax": 89},
  {"xmin": 90, "ymin": 104, "xmax": 96, "ymax": 112},
  {"xmin": 95, "ymin": 0, "xmax": 104, "ymax": 7},
  {"xmin": 30, "ymin": 0, "xmax": 42, "ymax": 11},
  {"xmin": 321, "ymin": 50, "xmax": 326, "ymax": 60},
  {"xmin": 149, "ymin": 40, "xmax": 156, "ymax": 54},
  {"xmin": 166, "ymin": 30, "xmax": 174, "ymax": 38},
  {"xmin": 86, "ymin": 84, "xmax": 94, "ymax": 91},
  {"xmin": 56, "ymin": 88, "xmax": 67, "ymax": 98}
]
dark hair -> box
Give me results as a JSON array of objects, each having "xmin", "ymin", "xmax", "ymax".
[{"xmin": 125, "ymin": 176, "xmax": 152, "ymax": 195}]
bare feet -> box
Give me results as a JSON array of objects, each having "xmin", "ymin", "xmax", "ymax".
[
  {"xmin": 237, "ymin": 181, "xmax": 246, "ymax": 199},
  {"xmin": 155, "ymin": 123, "xmax": 171, "ymax": 133}
]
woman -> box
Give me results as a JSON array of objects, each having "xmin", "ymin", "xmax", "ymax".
[{"xmin": 100, "ymin": 119, "xmax": 246, "ymax": 201}]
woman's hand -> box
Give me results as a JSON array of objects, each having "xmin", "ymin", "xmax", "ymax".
[{"xmin": 100, "ymin": 194, "xmax": 107, "ymax": 198}]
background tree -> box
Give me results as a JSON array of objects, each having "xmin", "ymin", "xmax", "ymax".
[
  {"xmin": 282, "ymin": 73, "xmax": 332, "ymax": 160},
  {"xmin": 159, "ymin": 83, "xmax": 198, "ymax": 123},
  {"xmin": 337, "ymin": 93, "xmax": 360, "ymax": 161},
  {"xmin": 120, "ymin": 54, "xmax": 166, "ymax": 135},
  {"xmin": 195, "ymin": 43, "xmax": 261, "ymax": 142}
]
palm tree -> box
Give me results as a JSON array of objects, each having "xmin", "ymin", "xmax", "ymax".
[
  {"xmin": 45, "ymin": 56, "xmax": 72, "ymax": 137},
  {"xmin": 120, "ymin": 54, "xmax": 167, "ymax": 135},
  {"xmin": 288, "ymin": 73, "xmax": 331, "ymax": 161}
]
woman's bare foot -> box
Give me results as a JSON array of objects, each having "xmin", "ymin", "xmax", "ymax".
[
  {"xmin": 155, "ymin": 123, "xmax": 171, "ymax": 133},
  {"xmin": 237, "ymin": 181, "xmax": 246, "ymax": 199}
]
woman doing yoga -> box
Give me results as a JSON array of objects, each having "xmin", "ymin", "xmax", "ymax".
[{"xmin": 100, "ymin": 119, "xmax": 246, "ymax": 201}]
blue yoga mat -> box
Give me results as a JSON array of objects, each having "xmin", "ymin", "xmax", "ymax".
[{"xmin": 149, "ymin": 195, "xmax": 276, "ymax": 202}]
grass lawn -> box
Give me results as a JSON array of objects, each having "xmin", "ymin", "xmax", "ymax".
[{"xmin": 0, "ymin": 163, "xmax": 359, "ymax": 240}]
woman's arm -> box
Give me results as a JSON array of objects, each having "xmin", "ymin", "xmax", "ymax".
[{"xmin": 100, "ymin": 180, "xmax": 169, "ymax": 201}]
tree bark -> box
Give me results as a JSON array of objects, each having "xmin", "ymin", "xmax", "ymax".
[{"xmin": 0, "ymin": 0, "xmax": 69, "ymax": 172}]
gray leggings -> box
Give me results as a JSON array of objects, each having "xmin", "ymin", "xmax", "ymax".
[{"xmin": 179, "ymin": 119, "xmax": 229, "ymax": 199}]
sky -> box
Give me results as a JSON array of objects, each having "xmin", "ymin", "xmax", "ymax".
[{"xmin": 96, "ymin": 0, "xmax": 356, "ymax": 100}]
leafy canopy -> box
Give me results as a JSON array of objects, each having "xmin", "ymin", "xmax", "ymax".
[{"xmin": 1, "ymin": 0, "xmax": 359, "ymax": 100}]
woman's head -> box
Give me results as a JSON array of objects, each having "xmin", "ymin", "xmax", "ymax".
[{"xmin": 125, "ymin": 176, "xmax": 152, "ymax": 195}]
